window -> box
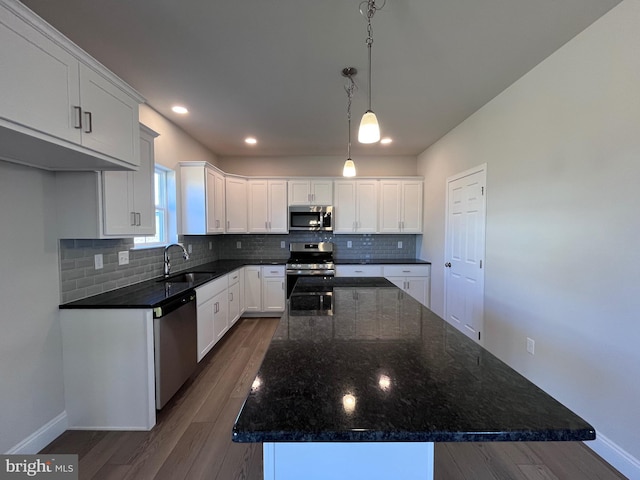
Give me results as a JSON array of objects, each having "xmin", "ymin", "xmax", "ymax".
[{"xmin": 134, "ymin": 166, "xmax": 176, "ymax": 247}]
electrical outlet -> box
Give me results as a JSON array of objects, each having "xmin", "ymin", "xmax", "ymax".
[
  {"xmin": 397, "ymin": 241, "xmax": 403, "ymax": 249},
  {"xmin": 526, "ymin": 337, "xmax": 535, "ymax": 355},
  {"xmin": 280, "ymin": 241, "xmax": 286, "ymax": 248},
  {"xmin": 188, "ymin": 244, "xmax": 193, "ymax": 254},
  {"xmin": 236, "ymin": 241, "xmax": 242, "ymax": 249},
  {"xmin": 209, "ymin": 241, "xmax": 212, "ymax": 250},
  {"xmin": 347, "ymin": 241, "xmax": 352, "ymax": 248},
  {"xmin": 94, "ymin": 254, "xmax": 103, "ymax": 270},
  {"xmin": 118, "ymin": 251, "xmax": 129, "ymax": 266}
]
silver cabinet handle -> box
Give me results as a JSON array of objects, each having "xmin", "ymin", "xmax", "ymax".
[
  {"xmin": 73, "ymin": 106, "xmax": 82, "ymax": 129},
  {"xmin": 229, "ymin": 292, "xmax": 234, "ymax": 301},
  {"xmin": 227, "ymin": 220, "xmax": 230, "ymax": 230},
  {"xmin": 282, "ymin": 281, "xmax": 284, "ymax": 290},
  {"xmin": 136, "ymin": 212, "xmax": 141, "ymax": 226},
  {"xmin": 130, "ymin": 212, "xmax": 136, "ymax": 226},
  {"xmin": 265, "ymin": 221, "xmax": 268, "ymax": 229},
  {"xmin": 402, "ymin": 270, "xmax": 411, "ymax": 273},
  {"xmin": 84, "ymin": 111, "xmax": 93, "ymax": 133}
]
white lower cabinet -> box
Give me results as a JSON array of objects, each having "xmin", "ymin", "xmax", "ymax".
[
  {"xmin": 336, "ymin": 264, "xmax": 431, "ymax": 308},
  {"xmin": 228, "ymin": 268, "xmax": 243, "ymax": 326},
  {"xmin": 244, "ymin": 265, "xmax": 285, "ymax": 314},
  {"xmin": 196, "ymin": 275, "xmax": 229, "ymax": 362},
  {"xmin": 383, "ymin": 265, "xmax": 431, "ymax": 307},
  {"xmin": 60, "ymin": 308, "xmax": 156, "ymax": 430}
]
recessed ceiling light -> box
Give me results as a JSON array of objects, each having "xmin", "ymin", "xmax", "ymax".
[
  {"xmin": 245, "ymin": 137, "xmax": 257, "ymax": 145},
  {"xmin": 171, "ymin": 105, "xmax": 189, "ymax": 114},
  {"xmin": 380, "ymin": 137, "xmax": 393, "ymax": 144}
]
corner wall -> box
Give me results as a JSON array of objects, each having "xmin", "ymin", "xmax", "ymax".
[{"xmin": 417, "ymin": 0, "xmax": 640, "ymax": 474}]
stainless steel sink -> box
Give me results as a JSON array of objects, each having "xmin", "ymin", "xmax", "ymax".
[{"xmin": 158, "ymin": 272, "xmax": 217, "ymax": 283}]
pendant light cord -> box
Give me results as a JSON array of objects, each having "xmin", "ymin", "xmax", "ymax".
[{"xmin": 345, "ymin": 75, "xmax": 356, "ymax": 159}]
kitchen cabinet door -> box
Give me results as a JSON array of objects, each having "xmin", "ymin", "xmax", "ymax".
[
  {"xmin": 248, "ymin": 179, "xmax": 287, "ymax": 233},
  {"xmin": 196, "ymin": 297, "xmax": 215, "ymax": 362},
  {"xmin": 0, "ymin": 5, "xmax": 80, "ymax": 144},
  {"xmin": 102, "ymin": 125, "xmax": 156, "ymax": 235},
  {"xmin": 228, "ymin": 280, "xmax": 241, "ymax": 327},
  {"xmin": 206, "ymin": 168, "xmax": 225, "ymax": 233},
  {"xmin": 333, "ymin": 180, "xmax": 378, "ymax": 233},
  {"xmin": 180, "ymin": 163, "xmax": 225, "ymax": 235},
  {"xmin": 212, "ymin": 289, "xmax": 229, "ymax": 342},
  {"xmin": 262, "ymin": 276, "xmax": 285, "ymax": 313},
  {"xmin": 225, "ymin": 176, "xmax": 248, "ymax": 233},
  {"xmin": 78, "ymin": 64, "xmax": 140, "ymax": 167},
  {"xmin": 288, "ymin": 179, "xmax": 332, "ymax": 205},
  {"xmin": 379, "ymin": 180, "xmax": 423, "ymax": 233},
  {"xmin": 244, "ymin": 266, "xmax": 262, "ymax": 313}
]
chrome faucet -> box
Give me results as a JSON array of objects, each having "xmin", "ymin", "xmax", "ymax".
[{"xmin": 164, "ymin": 243, "xmax": 190, "ymax": 277}]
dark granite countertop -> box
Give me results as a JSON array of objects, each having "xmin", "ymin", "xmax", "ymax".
[
  {"xmin": 232, "ymin": 277, "xmax": 595, "ymax": 443},
  {"xmin": 59, "ymin": 258, "xmax": 285, "ymax": 309}
]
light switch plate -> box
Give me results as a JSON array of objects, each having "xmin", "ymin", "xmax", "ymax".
[
  {"xmin": 397, "ymin": 241, "xmax": 403, "ymax": 249},
  {"xmin": 347, "ymin": 241, "xmax": 352, "ymax": 248},
  {"xmin": 94, "ymin": 254, "xmax": 103, "ymax": 270},
  {"xmin": 526, "ymin": 337, "xmax": 535, "ymax": 355},
  {"xmin": 236, "ymin": 241, "xmax": 242, "ymax": 249},
  {"xmin": 188, "ymin": 244, "xmax": 193, "ymax": 254},
  {"xmin": 280, "ymin": 241, "xmax": 286, "ymax": 248}
]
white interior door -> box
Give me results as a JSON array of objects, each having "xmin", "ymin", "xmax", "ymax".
[{"xmin": 444, "ymin": 165, "xmax": 486, "ymax": 344}]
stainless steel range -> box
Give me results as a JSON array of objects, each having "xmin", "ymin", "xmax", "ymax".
[{"xmin": 285, "ymin": 242, "xmax": 335, "ymax": 298}]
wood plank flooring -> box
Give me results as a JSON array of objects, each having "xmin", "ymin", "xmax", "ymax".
[{"xmin": 41, "ymin": 317, "xmax": 626, "ymax": 480}]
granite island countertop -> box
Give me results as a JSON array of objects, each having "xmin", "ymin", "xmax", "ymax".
[{"xmin": 232, "ymin": 276, "xmax": 595, "ymax": 443}]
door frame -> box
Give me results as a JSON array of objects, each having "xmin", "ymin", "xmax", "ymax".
[{"xmin": 443, "ymin": 163, "xmax": 487, "ymax": 344}]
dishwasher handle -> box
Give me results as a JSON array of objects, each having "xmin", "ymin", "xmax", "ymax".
[{"xmin": 153, "ymin": 292, "xmax": 196, "ymax": 318}]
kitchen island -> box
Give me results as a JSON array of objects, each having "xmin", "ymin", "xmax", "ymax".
[{"xmin": 232, "ymin": 277, "xmax": 595, "ymax": 480}]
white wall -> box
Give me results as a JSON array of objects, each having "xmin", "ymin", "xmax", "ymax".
[
  {"xmin": 0, "ymin": 161, "xmax": 65, "ymax": 453},
  {"xmin": 417, "ymin": 0, "xmax": 640, "ymax": 474},
  {"xmin": 139, "ymin": 104, "xmax": 219, "ymax": 170},
  {"xmin": 218, "ymin": 155, "xmax": 417, "ymax": 177}
]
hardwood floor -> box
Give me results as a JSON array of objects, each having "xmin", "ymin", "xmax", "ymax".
[{"xmin": 41, "ymin": 317, "xmax": 625, "ymax": 480}]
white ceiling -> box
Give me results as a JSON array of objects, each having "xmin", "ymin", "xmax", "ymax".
[{"xmin": 21, "ymin": 0, "xmax": 621, "ymax": 158}]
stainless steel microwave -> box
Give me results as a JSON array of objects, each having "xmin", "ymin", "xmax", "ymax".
[{"xmin": 289, "ymin": 206, "xmax": 333, "ymax": 231}]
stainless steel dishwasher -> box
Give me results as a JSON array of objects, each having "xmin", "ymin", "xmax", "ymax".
[{"xmin": 153, "ymin": 291, "xmax": 197, "ymax": 409}]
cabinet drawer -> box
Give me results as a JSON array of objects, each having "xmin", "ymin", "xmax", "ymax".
[
  {"xmin": 195, "ymin": 275, "xmax": 228, "ymax": 304},
  {"xmin": 383, "ymin": 265, "xmax": 431, "ymax": 277},
  {"xmin": 228, "ymin": 268, "xmax": 242, "ymax": 285},
  {"xmin": 262, "ymin": 265, "xmax": 285, "ymax": 277},
  {"xmin": 336, "ymin": 265, "xmax": 383, "ymax": 277}
]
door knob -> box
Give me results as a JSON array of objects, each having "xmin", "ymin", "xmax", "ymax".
[{"xmin": 445, "ymin": 262, "xmax": 452, "ymax": 268}]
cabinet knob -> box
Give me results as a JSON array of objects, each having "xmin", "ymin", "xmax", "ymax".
[{"xmin": 445, "ymin": 262, "xmax": 452, "ymax": 268}]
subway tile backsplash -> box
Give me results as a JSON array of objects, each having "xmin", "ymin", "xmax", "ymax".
[{"xmin": 59, "ymin": 233, "xmax": 417, "ymax": 303}]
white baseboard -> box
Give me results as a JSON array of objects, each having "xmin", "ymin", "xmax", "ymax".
[
  {"xmin": 5, "ymin": 412, "xmax": 68, "ymax": 455},
  {"xmin": 586, "ymin": 431, "xmax": 640, "ymax": 480}
]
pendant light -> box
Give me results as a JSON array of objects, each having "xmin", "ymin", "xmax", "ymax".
[
  {"xmin": 358, "ymin": 0, "xmax": 384, "ymax": 144},
  {"xmin": 342, "ymin": 67, "xmax": 357, "ymax": 177}
]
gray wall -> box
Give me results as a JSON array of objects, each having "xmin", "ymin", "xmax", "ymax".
[
  {"xmin": 417, "ymin": 0, "xmax": 639, "ymax": 473},
  {"xmin": 0, "ymin": 161, "xmax": 64, "ymax": 454}
]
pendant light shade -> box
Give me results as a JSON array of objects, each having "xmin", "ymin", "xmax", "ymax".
[
  {"xmin": 358, "ymin": 110, "xmax": 380, "ymax": 143},
  {"xmin": 343, "ymin": 159, "xmax": 356, "ymax": 177}
]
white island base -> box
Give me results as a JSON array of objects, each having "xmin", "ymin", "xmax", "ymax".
[{"xmin": 263, "ymin": 441, "xmax": 434, "ymax": 480}]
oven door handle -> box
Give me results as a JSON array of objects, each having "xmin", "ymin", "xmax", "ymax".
[{"xmin": 286, "ymin": 269, "xmax": 335, "ymax": 276}]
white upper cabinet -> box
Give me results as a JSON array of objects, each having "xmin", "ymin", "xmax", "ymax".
[
  {"xmin": 0, "ymin": 0, "xmax": 143, "ymax": 171},
  {"xmin": 248, "ymin": 179, "xmax": 288, "ymax": 233},
  {"xmin": 180, "ymin": 162, "xmax": 226, "ymax": 235},
  {"xmin": 333, "ymin": 180, "xmax": 378, "ymax": 234},
  {"xmin": 379, "ymin": 180, "xmax": 423, "ymax": 234},
  {"xmin": 288, "ymin": 179, "xmax": 333, "ymax": 205},
  {"xmin": 55, "ymin": 125, "xmax": 158, "ymax": 239},
  {"xmin": 225, "ymin": 176, "xmax": 248, "ymax": 233},
  {"xmin": 102, "ymin": 125, "xmax": 158, "ymax": 235}
]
